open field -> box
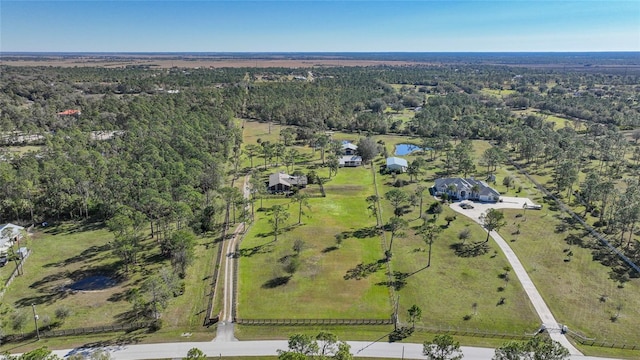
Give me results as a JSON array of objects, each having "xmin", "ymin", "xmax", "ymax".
[
  {"xmin": 500, "ymin": 209, "xmax": 640, "ymax": 344},
  {"xmin": 237, "ymin": 166, "xmax": 391, "ymax": 319},
  {"xmin": 0, "ymin": 221, "xmax": 220, "ymax": 348},
  {"xmin": 0, "ymin": 58, "xmax": 421, "ymax": 69}
]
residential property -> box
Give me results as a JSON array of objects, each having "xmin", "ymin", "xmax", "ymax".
[
  {"xmin": 432, "ymin": 177, "xmax": 500, "ymax": 202},
  {"xmin": 57, "ymin": 109, "xmax": 81, "ymax": 116},
  {"xmin": 342, "ymin": 142, "xmax": 358, "ymax": 155},
  {"xmin": 339, "ymin": 155, "xmax": 362, "ymax": 167},
  {"xmin": 0, "ymin": 223, "xmax": 24, "ymax": 255},
  {"xmin": 267, "ymin": 172, "xmax": 308, "ymax": 193},
  {"xmin": 386, "ymin": 157, "xmax": 409, "ymax": 173}
]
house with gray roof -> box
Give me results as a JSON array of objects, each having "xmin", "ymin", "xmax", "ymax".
[
  {"xmin": 432, "ymin": 177, "xmax": 500, "ymax": 202},
  {"xmin": 386, "ymin": 157, "xmax": 409, "ymax": 173},
  {"xmin": 267, "ymin": 172, "xmax": 308, "ymax": 193}
]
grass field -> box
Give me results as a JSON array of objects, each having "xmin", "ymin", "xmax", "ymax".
[
  {"xmin": 499, "ymin": 208, "xmax": 640, "ymax": 344},
  {"xmin": 238, "ymin": 166, "xmax": 390, "ymax": 319},
  {"xmin": 0, "ymin": 221, "xmax": 220, "ymax": 349}
]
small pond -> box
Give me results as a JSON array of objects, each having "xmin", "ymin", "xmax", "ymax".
[
  {"xmin": 395, "ymin": 143, "xmax": 428, "ymax": 156},
  {"xmin": 68, "ymin": 275, "xmax": 118, "ymax": 291}
]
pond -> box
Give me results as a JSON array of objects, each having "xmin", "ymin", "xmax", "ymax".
[
  {"xmin": 68, "ymin": 275, "xmax": 118, "ymax": 291},
  {"xmin": 395, "ymin": 143, "xmax": 428, "ymax": 156}
]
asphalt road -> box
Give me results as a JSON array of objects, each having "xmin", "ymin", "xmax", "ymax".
[{"xmin": 48, "ymin": 340, "xmax": 622, "ymax": 360}]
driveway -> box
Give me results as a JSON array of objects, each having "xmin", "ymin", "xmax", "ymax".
[
  {"xmin": 449, "ymin": 196, "xmax": 582, "ymax": 356},
  {"xmin": 451, "ymin": 196, "xmax": 535, "ymax": 219}
]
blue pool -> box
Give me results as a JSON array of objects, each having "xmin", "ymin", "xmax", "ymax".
[{"xmin": 395, "ymin": 144, "xmax": 425, "ymax": 156}]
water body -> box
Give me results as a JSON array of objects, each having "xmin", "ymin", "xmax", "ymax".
[
  {"xmin": 68, "ymin": 275, "xmax": 118, "ymax": 291},
  {"xmin": 395, "ymin": 144, "xmax": 426, "ymax": 156}
]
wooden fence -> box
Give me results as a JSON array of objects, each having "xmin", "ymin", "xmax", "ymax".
[
  {"xmin": 1, "ymin": 322, "xmax": 152, "ymax": 344},
  {"xmin": 235, "ymin": 318, "xmax": 392, "ymax": 326}
]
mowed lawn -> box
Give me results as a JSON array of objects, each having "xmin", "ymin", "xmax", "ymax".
[
  {"xmin": 238, "ymin": 166, "xmax": 391, "ymax": 319},
  {"xmin": 368, "ymin": 152, "xmax": 539, "ymax": 334},
  {"xmin": 501, "ymin": 209, "xmax": 640, "ymax": 344}
]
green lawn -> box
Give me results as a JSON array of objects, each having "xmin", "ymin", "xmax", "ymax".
[
  {"xmin": 238, "ymin": 166, "xmax": 390, "ymax": 320},
  {"xmin": 0, "ymin": 222, "xmax": 220, "ymax": 346},
  {"xmin": 500, "ymin": 209, "xmax": 640, "ymax": 344}
]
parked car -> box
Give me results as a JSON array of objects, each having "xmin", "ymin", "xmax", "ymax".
[
  {"xmin": 0, "ymin": 255, "xmax": 8, "ymax": 267},
  {"xmin": 460, "ymin": 203, "xmax": 474, "ymax": 209}
]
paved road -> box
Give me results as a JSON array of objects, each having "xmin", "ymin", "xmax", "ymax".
[
  {"xmin": 48, "ymin": 340, "xmax": 621, "ymax": 360},
  {"xmin": 450, "ymin": 198, "xmax": 582, "ymax": 355}
]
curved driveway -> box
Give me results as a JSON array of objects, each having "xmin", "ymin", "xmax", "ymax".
[{"xmin": 450, "ymin": 197, "xmax": 582, "ymax": 355}]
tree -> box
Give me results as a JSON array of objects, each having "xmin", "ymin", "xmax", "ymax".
[
  {"xmin": 327, "ymin": 154, "xmax": 340, "ymax": 178},
  {"xmin": 481, "ymin": 147, "xmax": 503, "ymax": 175},
  {"xmin": 386, "ymin": 216, "xmax": 408, "ymax": 257},
  {"xmin": 458, "ymin": 227, "xmax": 471, "ymax": 244},
  {"xmin": 284, "ymin": 148, "xmax": 299, "ymax": 174},
  {"xmin": 493, "ymin": 337, "xmax": 569, "ymax": 360},
  {"xmin": 356, "ymin": 137, "xmax": 380, "ymax": 166},
  {"xmin": 244, "ymin": 144, "xmax": 261, "ymax": 169},
  {"xmin": 479, "ymin": 208, "xmax": 506, "ymax": 243},
  {"xmin": 444, "ymin": 215, "xmax": 456, "ymax": 227},
  {"xmin": 316, "ymin": 134, "xmax": 330, "ymax": 165},
  {"xmin": 408, "ymin": 304, "xmax": 422, "ymax": 329},
  {"xmin": 184, "ymin": 348, "xmax": 206, "ymax": 360},
  {"xmin": 423, "ymin": 334, "xmax": 463, "ymax": 360},
  {"xmin": 291, "ymin": 192, "xmax": 311, "ymax": 225},
  {"xmin": 385, "ymin": 189, "xmax": 408, "ymax": 217},
  {"xmin": 286, "ymin": 333, "xmax": 320, "ymax": 355},
  {"xmin": 141, "ymin": 267, "xmax": 181, "ymax": 320},
  {"xmin": 269, "ymin": 205, "xmax": 290, "ymax": 242},
  {"xmin": 165, "ymin": 229, "xmax": 197, "ymax": 277},
  {"xmin": 407, "ymin": 159, "xmax": 424, "ymax": 182},
  {"xmin": 106, "ymin": 206, "xmax": 146, "ymax": 273},
  {"xmin": 11, "ymin": 310, "xmax": 28, "ymax": 335},
  {"xmin": 421, "ymin": 223, "xmax": 442, "ymax": 267},
  {"xmin": 415, "ymin": 185, "xmax": 427, "ymax": 216},
  {"xmin": 502, "ymin": 176, "xmax": 514, "ymax": 191},
  {"xmin": 366, "ymin": 195, "xmax": 380, "ymax": 226},
  {"xmin": 15, "ymin": 347, "xmax": 61, "ymax": 360},
  {"xmin": 316, "ymin": 331, "xmax": 338, "ymax": 356}
]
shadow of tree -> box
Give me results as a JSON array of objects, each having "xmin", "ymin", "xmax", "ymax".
[
  {"xmin": 43, "ymin": 243, "xmax": 112, "ymax": 268},
  {"xmin": 450, "ymin": 242, "xmax": 490, "ymax": 257},
  {"xmin": 237, "ymin": 243, "xmax": 274, "ymax": 257},
  {"xmin": 344, "ymin": 259, "xmax": 386, "ymax": 280},
  {"xmin": 322, "ymin": 246, "xmax": 339, "ymax": 253},
  {"xmin": 262, "ymin": 276, "xmax": 291, "ymax": 288}
]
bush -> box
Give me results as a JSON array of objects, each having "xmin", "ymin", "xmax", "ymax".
[{"xmin": 149, "ymin": 319, "xmax": 163, "ymax": 332}]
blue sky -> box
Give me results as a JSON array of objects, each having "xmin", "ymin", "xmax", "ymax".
[{"xmin": 1, "ymin": 1, "xmax": 639, "ymax": 52}]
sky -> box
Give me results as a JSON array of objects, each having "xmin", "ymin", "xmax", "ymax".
[{"xmin": 1, "ymin": 1, "xmax": 639, "ymax": 52}]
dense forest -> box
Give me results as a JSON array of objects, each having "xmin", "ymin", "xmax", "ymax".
[{"xmin": 1, "ymin": 62, "xmax": 639, "ymax": 269}]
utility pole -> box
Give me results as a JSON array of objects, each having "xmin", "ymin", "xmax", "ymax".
[{"xmin": 32, "ymin": 304, "xmax": 40, "ymax": 340}]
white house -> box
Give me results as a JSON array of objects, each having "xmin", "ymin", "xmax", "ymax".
[
  {"xmin": 0, "ymin": 223, "xmax": 24, "ymax": 255},
  {"xmin": 432, "ymin": 178, "xmax": 500, "ymax": 202},
  {"xmin": 339, "ymin": 155, "xmax": 362, "ymax": 167},
  {"xmin": 342, "ymin": 142, "xmax": 358, "ymax": 155},
  {"xmin": 386, "ymin": 157, "xmax": 409, "ymax": 173}
]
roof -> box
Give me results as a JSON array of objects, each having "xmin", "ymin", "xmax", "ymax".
[
  {"xmin": 0, "ymin": 223, "xmax": 24, "ymax": 250},
  {"xmin": 339, "ymin": 155, "xmax": 362, "ymax": 164},
  {"xmin": 268, "ymin": 172, "xmax": 308, "ymax": 188},
  {"xmin": 342, "ymin": 142, "xmax": 358, "ymax": 150},
  {"xmin": 57, "ymin": 109, "xmax": 80, "ymax": 116},
  {"xmin": 386, "ymin": 157, "xmax": 408, "ymax": 167},
  {"xmin": 434, "ymin": 178, "xmax": 500, "ymax": 197}
]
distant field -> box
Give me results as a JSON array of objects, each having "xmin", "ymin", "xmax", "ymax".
[{"xmin": 0, "ymin": 58, "xmax": 421, "ymax": 69}]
